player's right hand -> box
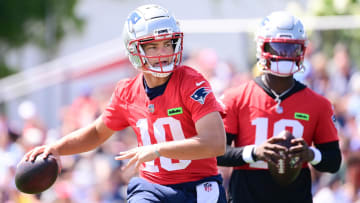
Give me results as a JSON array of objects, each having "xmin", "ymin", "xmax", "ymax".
[
  {"xmin": 115, "ymin": 145, "xmax": 160, "ymax": 171},
  {"xmin": 22, "ymin": 145, "xmax": 62, "ymax": 173},
  {"xmin": 254, "ymin": 136, "xmax": 288, "ymax": 166}
]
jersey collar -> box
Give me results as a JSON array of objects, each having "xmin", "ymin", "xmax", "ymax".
[{"xmin": 254, "ymin": 76, "xmax": 306, "ymax": 101}]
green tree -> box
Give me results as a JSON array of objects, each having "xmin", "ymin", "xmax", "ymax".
[
  {"xmin": 309, "ymin": 0, "xmax": 360, "ymax": 69},
  {"xmin": 0, "ymin": 0, "xmax": 84, "ymax": 78}
]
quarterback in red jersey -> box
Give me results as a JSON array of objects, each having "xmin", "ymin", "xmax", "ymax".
[
  {"xmin": 22, "ymin": 4, "xmax": 226, "ymax": 203},
  {"xmin": 106, "ymin": 66, "xmax": 222, "ymax": 185},
  {"xmin": 217, "ymin": 11, "xmax": 341, "ymax": 203}
]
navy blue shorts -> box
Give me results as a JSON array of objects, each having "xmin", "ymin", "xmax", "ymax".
[{"xmin": 127, "ymin": 174, "xmax": 227, "ymax": 203}]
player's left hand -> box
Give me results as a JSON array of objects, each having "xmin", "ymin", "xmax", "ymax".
[
  {"xmin": 288, "ymin": 138, "xmax": 314, "ymax": 168},
  {"xmin": 115, "ymin": 145, "xmax": 159, "ymax": 171}
]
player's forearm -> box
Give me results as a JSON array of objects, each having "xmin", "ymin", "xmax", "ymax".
[
  {"xmin": 51, "ymin": 123, "xmax": 105, "ymax": 156},
  {"xmin": 156, "ymin": 135, "xmax": 225, "ymax": 160},
  {"xmin": 311, "ymin": 141, "xmax": 342, "ymax": 173},
  {"xmin": 217, "ymin": 133, "xmax": 248, "ymax": 166},
  {"xmin": 217, "ymin": 145, "xmax": 248, "ymax": 166}
]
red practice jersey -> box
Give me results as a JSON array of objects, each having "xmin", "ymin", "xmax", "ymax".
[
  {"xmin": 103, "ymin": 66, "xmax": 223, "ymax": 185},
  {"xmin": 222, "ymin": 77, "xmax": 339, "ymax": 171}
]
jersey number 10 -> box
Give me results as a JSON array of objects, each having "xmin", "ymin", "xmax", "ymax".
[{"xmin": 136, "ymin": 117, "xmax": 191, "ymax": 172}]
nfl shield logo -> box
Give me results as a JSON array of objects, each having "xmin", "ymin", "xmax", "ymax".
[
  {"xmin": 148, "ymin": 104, "xmax": 155, "ymax": 113},
  {"xmin": 203, "ymin": 182, "xmax": 212, "ymax": 192}
]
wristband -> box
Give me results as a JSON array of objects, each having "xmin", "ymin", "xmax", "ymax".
[
  {"xmin": 243, "ymin": 145, "xmax": 256, "ymax": 163},
  {"xmin": 252, "ymin": 147, "xmax": 258, "ymax": 162},
  {"xmin": 154, "ymin": 149, "xmax": 161, "ymax": 157},
  {"xmin": 309, "ymin": 146, "xmax": 322, "ymax": 165}
]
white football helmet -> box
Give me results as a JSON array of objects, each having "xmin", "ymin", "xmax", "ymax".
[
  {"xmin": 255, "ymin": 11, "xmax": 307, "ymax": 77},
  {"xmin": 123, "ymin": 4, "xmax": 183, "ymax": 77}
]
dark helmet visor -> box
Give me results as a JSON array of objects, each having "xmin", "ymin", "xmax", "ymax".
[{"xmin": 264, "ymin": 42, "xmax": 303, "ymax": 58}]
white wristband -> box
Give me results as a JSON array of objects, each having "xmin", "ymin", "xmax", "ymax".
[
  {"xmin": 309, "ymin": 146, "xmax": 322, "ymax": 165},
  {"xmin": 243, "ymin": 145, "xmax": 256, "ymax": 163}
]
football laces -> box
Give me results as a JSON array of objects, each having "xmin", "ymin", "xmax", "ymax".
[{"xmin": 278, "ymin": 151, "xmax": 285, "ymax": 174}]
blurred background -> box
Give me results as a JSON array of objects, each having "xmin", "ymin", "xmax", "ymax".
[{"xmin": 1, "ymin": 0, "xmax": 360, "ymax": 202}]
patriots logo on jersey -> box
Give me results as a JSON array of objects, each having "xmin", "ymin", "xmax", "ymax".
[{"xmin": 191, "ymin": 87, "xmax": 212, "ymax": 104}]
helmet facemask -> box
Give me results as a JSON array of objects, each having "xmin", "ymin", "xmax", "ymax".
[
  {"xmin": 257, "ymin": 37, "xmax": 306, "ymax": 77},
  {"xmin": 128, "ymin": 32, "xmax": 183, "ymax": 77}
]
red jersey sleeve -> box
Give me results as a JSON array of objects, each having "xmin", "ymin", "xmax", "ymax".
[
  {"xmin": 221, "ymin": 88, "xmax": 239, "ymax": 135},
  {"xmin": 181, "ymin": 68, "xmax": 224, "ymax": 123},
  {"xmin": 102, "ymin": 80, "xmax": 130, "ymax": 131},
  {"xmin": 313, "ymin": 98, "xmax": 339, "ymax": 144}
]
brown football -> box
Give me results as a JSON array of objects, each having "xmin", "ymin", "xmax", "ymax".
[
  {"xmin": 15, "ymin": 154, "xmax": 59, "ymax": 194},
  {"xmin": 267, "ymin": 131, "xmax": 302, "ymax": 186}
]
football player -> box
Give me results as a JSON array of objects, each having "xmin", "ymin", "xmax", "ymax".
[
  {"xmin": 22, "ymin": 4, "xmax": 227, "ymax": 203},
  {"xmin": 217, "ymin": 11, "xmax": 342, "ymax": 203}
]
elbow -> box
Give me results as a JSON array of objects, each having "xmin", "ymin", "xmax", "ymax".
[
  {"xmin": 328, "ymin": 163, "xmax": 341, "ymax": 173},
  {"xmin": 315, "ymin": 150, "xmax": 342, "ymax": 173},
  {"xmin": 206, "ymin": 144, "xmax": 225, "ymax": 157},
  {"xmin": 329, "ymin": 149, "xmax": 342, "ymax": 173},
  {"xmin": 217, "ymin": 141, "xmax": 226, "ymax": 156},
  {"xmin": 217, "ymin": 132, "xmax": 227, "ymax": 156},
  {"xmin": 201, "ymin": 139, "xmax": 225, "ymax": 158},
  {"xmin": 197, "ymin": 125, "xmax": 226, "ymax": 158},
  {"xmin": 329, "ymin": 167, "xmax": 340, "ymax": 174},
  {"xmin": 209, "ymin": 134, "xmax": 226, "ymax": 157},
  {"xmin": 212, "ymin": 147, "xmax": 225, "ymax": 157},
  {"xmin": 330, "ymin": 153, "xmax": 342, "ymax": 173}
]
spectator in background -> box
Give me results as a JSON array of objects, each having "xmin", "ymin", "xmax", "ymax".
[
  {"xmin": 59, "ymin": 87, "xmax": 99, "ymax": 136},
  {"xmin": 308, "ymin": 51, "xmax": 331, "ymax": 96},
  {"xmin": 0, "ymin": 115, "xmax": 34, "ymax": 202},
  {"xmin": 328, "ymin": 42, "xmax": 356, "ymax": 97},
  {"xmin": 345, "ymin": 72, "xmax": 360, "ymax": 151},
  {"xmin": 314, "ymin": 152, "xmax": 360, "ymax": 203},
  {"xmin": 184, "ymin": 48, "xmax": 234, "ymax": 96},
  {"xmin": 71, "ymin": 87, "xmax": 99, "ymax": 128},
  {"xmin": 17, "ymin": 100, "xmax": 47, "ymax": 151}
]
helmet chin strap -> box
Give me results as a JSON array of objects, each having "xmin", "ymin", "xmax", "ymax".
[
  {"xmin": 143, "ymin": 55, "xmax": 177, "ymax": 78},
  {"xmin": 270, "ymin": 61, "xmax": 298, "ymax": 77},
  {"xmin": 143, "ymin": 69, "xmax": 172, "ymax": 78},
  {"xmin": 257, "ymin": 60, "xmax": 303, "ymax": 77}
]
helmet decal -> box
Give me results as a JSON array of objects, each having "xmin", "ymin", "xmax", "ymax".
[{"xmin": 129, "ymin": 12, "xmax": 141, "ymax": 25}]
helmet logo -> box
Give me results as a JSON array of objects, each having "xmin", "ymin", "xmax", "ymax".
[
  {"xmin": 129, "ymin": 12, "xmax": 141, "ymax": 25},
  {"xmin": 260, "ymin": 17, "xmax": 270, "ymax": 27}
]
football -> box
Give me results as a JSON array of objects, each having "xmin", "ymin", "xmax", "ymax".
[
  {"xmin": 267, "ymin": 131, "xmax": 302, "ymax": 186},
  {"xmin": 15, "ymin": 154, "xmax": 59, "ymax": 194}
]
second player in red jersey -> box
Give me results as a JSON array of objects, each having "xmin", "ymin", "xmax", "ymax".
[
  {"xmin": 217, "ymin": 11, "xmax": 341, "ymax": 203},
  {"xmin": 222, "ymin": 78, "xmax": 338, "ymax": 171}
]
